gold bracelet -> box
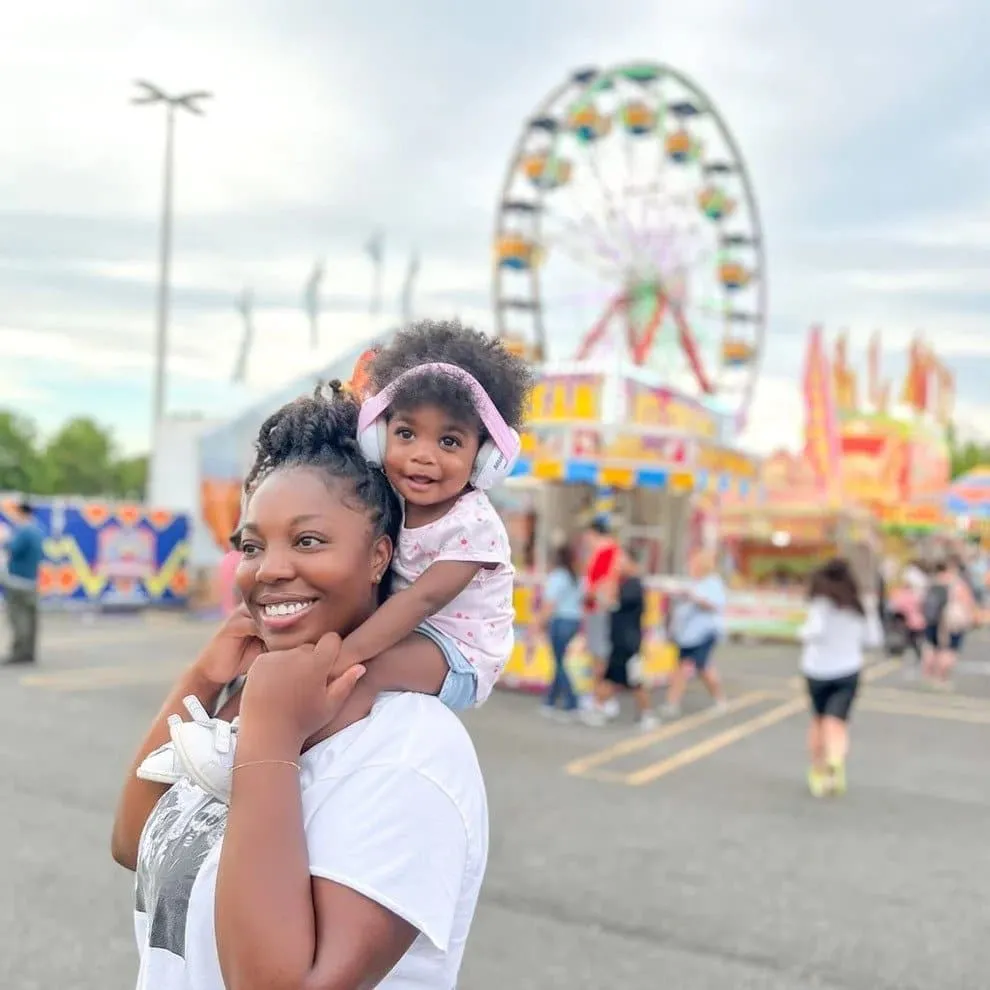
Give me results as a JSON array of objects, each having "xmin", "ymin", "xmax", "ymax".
[{"xmin": 231, "ymin": 759, "xmax": 301, "ymax": 773}]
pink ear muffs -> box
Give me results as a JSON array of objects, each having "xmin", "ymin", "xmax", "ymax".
[{"xmin": 356, "ymin": 362, "xmax": 520, "ymax": 490}]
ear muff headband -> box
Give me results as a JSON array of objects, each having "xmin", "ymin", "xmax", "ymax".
[{"xmin": 357, "ymin": 362, "xmax": 521, "ymax": 464}]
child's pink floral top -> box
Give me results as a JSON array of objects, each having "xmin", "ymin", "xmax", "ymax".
[{"xmin": 392, "ymin": 489, "xmax": 514, "ymax": 704}]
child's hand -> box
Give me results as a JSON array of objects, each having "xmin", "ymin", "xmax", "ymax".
[
  {"xmin": 193, "ymin": 605, "xmax": 265, "ymax": 688},
  {"xmin": 328, "ymin": 642, "xmax": 365, "ymax": 682}
]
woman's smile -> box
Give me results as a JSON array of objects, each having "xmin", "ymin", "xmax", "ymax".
[{"xmin": 254, "ymin": 594, "xmax": 320, "ymax": 633}]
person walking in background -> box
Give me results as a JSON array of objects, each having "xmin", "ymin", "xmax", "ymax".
[
  {"xmin": 1, "ymin": 500, "xmax": 45, "ymax": 666},
  {"xmin": 887, "ymin": 563, "xmax": 926, "ymax": 677},
  {"xmin": 581, "ymin": 516, "xmax": 620, "ymax": 719},
  {"xmin": 921, "ymin": 558, "xmax": 974, "ymax": 689},
  {"xmin": 537, "ymin": 544, "xmax": 584, "ymax": 720},
  {"xmin": 800, "ymin": 559, "xmax": 882, "ymax": 797},
  {"xmin": 583, "ymin": 547, "xmax": 657, "ymax": 729},
  {"xmin": 662, "ymin": 548, "xmax": 728, "ymax": 718}
]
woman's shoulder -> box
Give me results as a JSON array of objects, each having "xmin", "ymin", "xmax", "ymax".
[{"xmin": 308, "ymin": 693, "xmax": 484, "ymax": 795}]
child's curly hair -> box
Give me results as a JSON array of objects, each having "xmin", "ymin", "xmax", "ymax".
[
  {"xmin": 367, "ymin": 319, "xmax": 533, "ymax": 433},
  {"xmin": 239, "ymin": 380, "xmax": 401, "ymax": 595}
]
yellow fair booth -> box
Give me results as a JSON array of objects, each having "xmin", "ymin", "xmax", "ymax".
[{"xmin": 491, "ymin": 360, "xmax": 761, "ymax": 695}]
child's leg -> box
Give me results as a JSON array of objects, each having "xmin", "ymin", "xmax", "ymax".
[{"xmin": 360, "ymin": 626, "xmax": 478, "ymax": 710}]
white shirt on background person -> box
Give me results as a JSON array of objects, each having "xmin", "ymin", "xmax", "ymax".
[{"xmin": 799, "ymin": 596, "xmax": 883, "ymax": 681}]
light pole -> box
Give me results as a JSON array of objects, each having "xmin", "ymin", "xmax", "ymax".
[{"xmin": 131, "ymin": 80, "xmax": 211, "ymax": 446}]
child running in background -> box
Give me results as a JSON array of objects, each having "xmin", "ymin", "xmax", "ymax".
[
  {"xmin": 799, "ymin": 558, "xmax": 883, "ymax": 798},
  {"xmin": 338, "ymin": 318, "xmax": 534, "ymax": 707}
]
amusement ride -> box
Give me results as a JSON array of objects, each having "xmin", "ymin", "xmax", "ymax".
[{"xmin": 493, "ymin": 61, "xmax": 767, "ymax": 430}]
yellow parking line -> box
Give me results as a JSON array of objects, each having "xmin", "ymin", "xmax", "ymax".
[
  {"xmin": 623, "ymin": 697, "xmax": 808, "ymax": 787},
  {"xmin": 565, "ymin": 656, "xmax": 917, "ymax": 787},
  {"xmin": 572, "ymin": 768, "xmax": 634, "ymax": 784},
  {"xmin": 20, "ymin": 662, "xmax": 184, "ymax": 691},
  {"xmin": 861, "ymin": 658, "xmax": 901, "ymax": 683},
  {"xmin": 862, "ymin": 686, "xmax": 990, "ymax": 711},
  {"xmin": 858, "ymin": 699, "xmax": 990, "ymax": 724},
  {"xmin": 565, "ymin": 691, "xmax": 768, "ymax": 777}
]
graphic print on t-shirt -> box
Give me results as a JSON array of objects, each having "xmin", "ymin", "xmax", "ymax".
[{"xmin": 136, "ymin": 779, "xmax": 227, "ymax": 959}]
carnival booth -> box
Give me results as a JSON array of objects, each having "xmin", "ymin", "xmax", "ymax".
[
  {"xmin": 0, "ymin": 494, "xmax": 189, "ymax": 611},
  {"xmin": 492, "ymin": 360, "xmax": 762, "ymax": 693},
  {"xmin": 946, "ymin": 467, "xmax": 990, "ymax": 531},
  {"xmin": 717, "ymin": 326, "xmax": 956, "ymax": 640},
  {"xmin": 720, "ymin": 452, "xmax": 878, "ymax": 639}
]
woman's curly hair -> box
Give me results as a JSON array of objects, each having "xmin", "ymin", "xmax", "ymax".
[
  {"xmin": 239, "ymin": 380, "xmax": 401, "ymax": 593},
  {"xmin": 367, "ymin": 319, "xmax": 533, "ymax": 434}
]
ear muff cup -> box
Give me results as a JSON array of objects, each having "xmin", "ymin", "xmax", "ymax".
[{"xmin": 357, "ymin": 418, "xmax": 388, "ymax": 467}]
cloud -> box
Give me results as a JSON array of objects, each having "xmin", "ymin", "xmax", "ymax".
[{"xmin": 2, "ymin": 0, "xmax": 990, "ymax": 458}]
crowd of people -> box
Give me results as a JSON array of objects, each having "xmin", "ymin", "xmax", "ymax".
[
  {"xmin": 534, "ymin": 524, "xmax": 985, "ymax": 799},
  {"xmin": 534, "ymin": 519, "xmax": 730, "ymax": 731},
  {"xmin": 882, "ymin": 550, "xmax": 982, "ymax": 687}
]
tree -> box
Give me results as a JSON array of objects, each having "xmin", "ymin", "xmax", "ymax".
[
  {"xmin": 111, "ymin": 455, "xmax": 149, "ymax": 499},
  {"xmin": 42, "ymin": 417, "xmax": 118, "ymax": 496},
  {"xmin": 947, "ymin": 421, "xmax": 990, "ymax": 480},
  {"xmin": 0, "ymin": 408, "xmax": 150, "ymax": 499},
  {"xmin": 0, "ymin": 412, "xmax": 42, "ymax": 492}
]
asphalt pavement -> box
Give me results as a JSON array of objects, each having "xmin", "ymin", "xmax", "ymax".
[{"xmin": 2, "ymin": 613, "xmax": 989, "ymax": 990}]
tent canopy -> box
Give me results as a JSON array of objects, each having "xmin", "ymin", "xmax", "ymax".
[{"xmin": 945, "ymin": 466, "xmax": 990, "ymax": 518}]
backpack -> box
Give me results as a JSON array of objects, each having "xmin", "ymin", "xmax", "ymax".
[
  {"xmin": 922, "ymin": 584, "xmax": 948, "ymax": 627},
  {"xmin": 945, "ymin": 582, "xmax": 972, "ymax": 633}
]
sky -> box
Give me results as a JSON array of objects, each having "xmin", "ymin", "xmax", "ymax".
[{"xmin": 2, "ymin": 0, "xmax": 990, "ymax": 457}]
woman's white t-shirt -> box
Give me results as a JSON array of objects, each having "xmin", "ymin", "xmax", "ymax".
[
  {"xmin": 133, "ymin": 692, "xmax": 489, "ymax": 990},
  {"xmin": 799, "ymin": 597, "xmax": 882, "ymax": 680}
]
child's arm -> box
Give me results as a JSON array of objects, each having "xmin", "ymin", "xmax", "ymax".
[{"xmin": 334, "ymin": 560, "xmax": 481, "ymax": 679}]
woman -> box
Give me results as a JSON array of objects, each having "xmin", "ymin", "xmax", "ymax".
[
  {"xmin": 886, "ymin": 566, "xmax": 926, "ymax": 676},
  {"xmin": 800, "ymin": 558, "xmax": 882, "ymax": 797},
  {"xmin": 921, "ymin": 557, "xmax": 974, "ymax": 688},
  {"xmin": 662, "ymin": 548, "xmax": 728, "ymax": 718},
  {"xmin": 537, "ymin": 544, "xmax": 583, "ymax": 719},
  {"xmin": 580, "ymin": 516, "xmax": 620, "ymax": 716},
  {"xmin": 582, "ymin": 547, "xmax": 657, "ymax": 730},
  {"xmin": 112, "ymin": 384, "xmax": 489, "ymax": 990}
]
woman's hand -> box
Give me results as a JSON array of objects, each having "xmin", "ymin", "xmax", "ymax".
[
  {"xmin": 238, "ymin": 632, "xmax": 367, "ymax": 752},
  {"xmin": 193, "ymin": 604, "xmax": 266, "ymax": 688}
]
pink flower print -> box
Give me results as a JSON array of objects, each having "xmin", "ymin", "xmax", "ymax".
[{"xmin": 460, "ymin": 538, "xmax": 468, "ymax": 546}]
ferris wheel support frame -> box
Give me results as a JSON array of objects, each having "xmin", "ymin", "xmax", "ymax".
[{"xmin": 493, "ymin": 61, "xmax": 768, "ymax": 429}]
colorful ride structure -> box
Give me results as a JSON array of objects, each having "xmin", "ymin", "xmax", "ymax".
[
  {"xmin": 493, "ymin": 61, "xmax": 767, "ymax": 432},
  {"xmin": 490, "ymin": 61, "xmax": 768, "ymax": 688}
]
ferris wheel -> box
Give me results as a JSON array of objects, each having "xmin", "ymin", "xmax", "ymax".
[{"xmin": 493, "ymin": 61, "xmax": 767, "ymax": 430}]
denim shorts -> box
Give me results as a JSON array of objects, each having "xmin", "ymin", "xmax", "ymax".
[
  {"xmin": 677, "ymin": 634, "xmax": 718, "ymax": 670},
  {"xmin": 416, "ymin": 623, "xmax": 478, "ymax": 710}
]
